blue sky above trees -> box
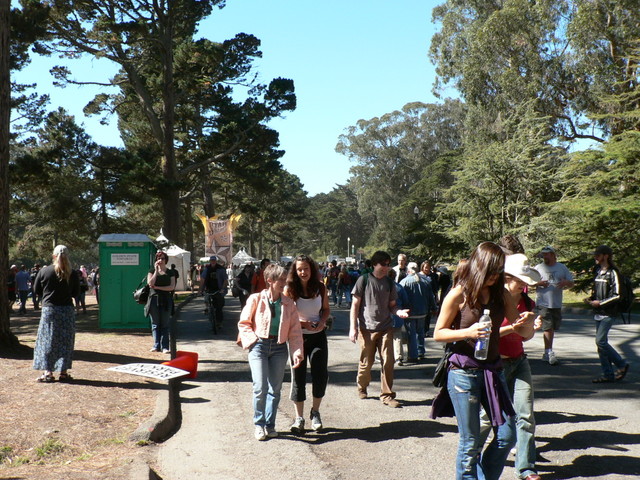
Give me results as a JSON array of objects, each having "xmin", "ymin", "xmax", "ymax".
[{"xmin": 13, "ymin": 0, "xmax": 443, "ymax": 195}]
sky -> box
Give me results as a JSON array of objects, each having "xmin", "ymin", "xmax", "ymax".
[{"xmin": 14, "ymin": 0, "xmax": 445, "ymax": 196}]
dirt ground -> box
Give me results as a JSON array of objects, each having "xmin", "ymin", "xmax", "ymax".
[{"xmin": 0, "ymin": 295, "xmax": 163, "ymax": 480}]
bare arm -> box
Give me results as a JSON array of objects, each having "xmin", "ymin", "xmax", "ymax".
[{"xmin": 349, "ymin": 295, "xmax": 361, "ymax": 343}]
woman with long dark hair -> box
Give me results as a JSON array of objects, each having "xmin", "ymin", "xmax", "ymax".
[
  {"xmin": 33, "ymin": 245, "xmax": 80, "ymax": 382},
  {"xmin": 145, "ymin": 251, "xmax": 176, "ymax": 354},
  {"xmin": 285, "ymin": 254, "xmax": 330, "ymax": 434},
  {"xmin": 432, "ymin": 242, "xmax": 534, "ymax": 480}
]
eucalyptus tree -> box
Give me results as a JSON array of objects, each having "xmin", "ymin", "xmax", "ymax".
[
  {"xmin": 45, "ymin": 0, "xmax": 295, "ymax": 245},
  {"xmin": 430, "ymin": 0, "xmax": 640, "ymax": 142},
  {"xmin": 336, "ymin": 100, "xmax": 466, "ymax": 250}
]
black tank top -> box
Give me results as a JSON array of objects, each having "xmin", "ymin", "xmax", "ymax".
[{"xmin": 450, "ymin": 301, "xmax": 505, "ymax": 363}]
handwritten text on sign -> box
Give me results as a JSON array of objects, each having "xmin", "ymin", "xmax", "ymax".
[{"xmin": 107, "ymin": 363, "xmax": 188, "ymax": 380}]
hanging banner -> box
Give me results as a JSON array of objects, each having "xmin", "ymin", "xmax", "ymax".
[{"xmin": 197, "ymin": 214, "xmax": 242, "ymax": 265}]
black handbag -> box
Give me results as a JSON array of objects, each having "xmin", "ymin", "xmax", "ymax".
[
  {"xmin": 133, "ymin": 277, "xmax": 150, "ymax": 305},
  {"xmin": 432, "ymin": 344, "xmax": 453, "ymax": 388}
]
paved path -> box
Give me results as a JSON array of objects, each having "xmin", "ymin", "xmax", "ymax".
[{"xmin": 154, "ymin": 296, "xmax": 640, "ymax": 480}]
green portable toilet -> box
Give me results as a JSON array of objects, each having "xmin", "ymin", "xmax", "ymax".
[{"xmin": 97, "ymin": 234, "xmax": 156, "ymax": 329}]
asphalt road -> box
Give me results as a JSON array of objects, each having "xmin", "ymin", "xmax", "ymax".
[{"xmin": 154, "ymin": 295, "xmax": 640, "ymax": 480}]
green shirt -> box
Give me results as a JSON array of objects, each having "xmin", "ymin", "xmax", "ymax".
[{"xmin": 269, "ymin": 298, "xmax": 282, "ymax": 336}]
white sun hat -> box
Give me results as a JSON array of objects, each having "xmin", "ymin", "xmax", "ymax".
[{"xmin": 504, "ymin": 254, "xmax": 541, "ymax": 285}]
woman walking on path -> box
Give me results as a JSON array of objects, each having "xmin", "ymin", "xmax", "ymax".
[
  {"xmin": 146, "ymin": 251, "xmax": 176, "ymax": 354},
  {"xmin": 432, "ymin": 242, "xmax": 535, "ymax": 480},
  {"xmin": 285, "ymin": 255, "xmax": 331, "ymax": 434},
  {"xmin": 33, "ymin": 245, "xmax": 80, "ymax": 383},
  {"xmin": 481, "ymin": 253, "xmax": 543, "ymax": 480},
  {"xmin": 238, "ymin": 264, "xmax": 304, "ymax": 441}
]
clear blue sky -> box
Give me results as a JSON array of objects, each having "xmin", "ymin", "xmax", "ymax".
[{"xmin": 14, "ymin": 0, "xmax": 443, "ymax": 196}]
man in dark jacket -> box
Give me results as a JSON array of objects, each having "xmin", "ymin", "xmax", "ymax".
[{"xmin": 585, "ymin": 245, "xmax": 629, "ymax": 383}]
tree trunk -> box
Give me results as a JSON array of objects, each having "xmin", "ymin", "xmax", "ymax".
[
  {"xmin": 159, "ymin": 3, "xmax": 181, "ymax": 245},
  {"xmin": 0, "ymin": 0, "xmax": 19, "ymax": 347},
  {"xmin": 183, "ymin": 199, "xmax": 194, "ymax": 255}
]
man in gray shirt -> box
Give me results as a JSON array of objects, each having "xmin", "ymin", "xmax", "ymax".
[
  {"xmin": 535, "ymin": 246, "xmax": 574, "ymax": 365},
  {"xmin": 350, "ymin": 251, "xmax": 409, "ymax": 408}
]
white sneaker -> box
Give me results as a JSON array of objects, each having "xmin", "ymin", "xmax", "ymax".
[
  {"xmin": 254, "ymin": 426, "xmax": 267, "ymax": 441},
  {"xmin": 547, "ymin": 350, "xmax": 559, "ymax": 365},
  {"xmin": 290, "ymin": 416, "xmax": 305, "ymax": 434},
  {"xmin": 265, "ymin": 426, "xmax": 278, "ymax": 438},
  {"xmin": 310, "ymin": 409, "xmax": 323, "ymax": 431}
]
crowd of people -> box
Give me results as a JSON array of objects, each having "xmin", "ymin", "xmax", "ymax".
[{"xmin": 8, "ymin": 237, "xmax": 632, "ymax": 479}]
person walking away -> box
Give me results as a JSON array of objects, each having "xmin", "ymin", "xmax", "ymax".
[
  {"xmin": 336, "ymin": 265, "xmax": 353, "ymax": 308},
  {"xmin": 199, "ymin": 255, "xmax": 228, "ymax": 330},
  {"xmin": 585, "ymin": 245, "xmax": 629, "ymax": 383},
  {"xmin": 388, "ymin": 268, "xmax": 409, "ymax": 366},
  {"xmin": 32, "ymin": 245, "xmax": 80, "ymax": 382},
  {"xmin": 30, "ymin": 264, "xmax": 41, "ymax": 310},
  {"xmin": 479, "ymin": 253, "xmax": 543, "ymax": 480},
  {"xmin": 400, "ymin": 262, "xmax": 437, "ymax": 363},
  {"xmin": 75, "ymin": 267, "xmax": 88, "ymax": 313},
  {"xmin": 7, "ymin": 265, "xmax": 18, "ymax": 312},
  {"xmin": 238, "ymin": 264, "xmax": 304, "ymax": 441},
  {"xmin": 146, "ymin": 251, "xmax": 176, "ymax": 354},
  {"xmin": 431, "ymin": 241, "xmax": 534, "ymax": 480},
  {"xmin": 534, "ymin": 246, "xmax": 574, "ymax": 365},
  {"xmin": 285, "ymin": 255, "xmax": 330, "ymax": 434},
  {"xmin": 15, "ymin": 265, "xmax": 31, "ymax": 314},
  {"xmin": 349, "ymin": 251, "xmax": 409, "ymax": 408}
]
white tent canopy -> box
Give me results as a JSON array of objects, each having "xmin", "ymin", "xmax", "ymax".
[
  {"xmin": 232, "ymin": 248, "xmax": 257, "ymax": 266},
  {"xmin": 163, "ymin": 244, "xmax": 191, "ymax": 291}
]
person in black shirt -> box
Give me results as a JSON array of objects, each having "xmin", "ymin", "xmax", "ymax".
[{"xmin": 32, "ymin": 245, "xmax": 80, "ymax": 382}]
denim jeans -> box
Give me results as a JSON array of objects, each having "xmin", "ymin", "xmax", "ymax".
[
  {"xmin": 248, "ymin": 338, "xmax": 289, "ymax": 428},
  {"xmin": 149, "ymin": 296, "xmax": 173, "ymax": 350},
  {"xmin": 404, "ymin": 316, "xmax": 425, "ymax": 359},
  {"xmin": 595, "ymin": 316, "xmax": 626, "ymax": 379},
  {"xmin": 448, "ymin": 368, "xmax": 516, "ymax": 480}
]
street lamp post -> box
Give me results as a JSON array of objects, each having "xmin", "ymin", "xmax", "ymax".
[
  {"xmin": 347, "ymin": 237, "xmax": 350, "ymax": 259},
  {"xmin": 414, "ymin": 206, "xmax": 420, "ymax": 220}
]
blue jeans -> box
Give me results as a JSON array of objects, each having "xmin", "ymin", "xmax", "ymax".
[
  {"xmin": 149, "ymin": 296, "xmax": 172, "ymax": 350},
  {"xmin": 404, "ymin": 316, "xmax": 425, "ymax": 359},
  {"xmin": 595, "ymin": 316, "xmax": 626, "ymax": 379},
  {"xmin": 248, "ymin": 338, "xmax": 289, "ymax": 428},
  {"xmin": 448, "ymin": 368, "xmax": 516, "ymax": 480},
  {"xmin": 504, "ymin": 356, "xmax": 536, "ymax": 479}
]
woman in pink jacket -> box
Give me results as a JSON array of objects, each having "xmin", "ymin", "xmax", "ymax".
[{"xmin": 238, "ymin": 264, "xmax": 304, "ymax": 441}]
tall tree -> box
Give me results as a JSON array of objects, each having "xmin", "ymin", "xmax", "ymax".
[
  {"xmin": 0, "ymin": 0, "xmax": 13, "ymax": 346},
  {"xmin": 46, "ymin": 1, "xmax": 295, "ymax": 244},
  {"xmin": 336, "ymin": 100, "xmax": 466, "ymax": 250}
]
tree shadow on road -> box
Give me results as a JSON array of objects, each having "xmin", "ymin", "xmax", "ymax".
[
  {"xmin": 275, "ymin": 419, "xmax": 458, "ymax": 445},
  {"xmin": 536, "ymin": 453, "xmax": 640, "ymax": 479}
]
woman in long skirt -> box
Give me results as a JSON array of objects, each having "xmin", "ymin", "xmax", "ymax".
[{"xmin": 33, "ymin": 245, "xmax": 80, "ymax": 383}]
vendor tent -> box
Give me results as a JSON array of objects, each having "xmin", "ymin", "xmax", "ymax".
[
  {"xmin": 164, "ymin": 244, "xmax": 191, "ymax": 291},
  {"xmin": 232, "ymin": 248, "xmax": 257, "ymax": 266}
]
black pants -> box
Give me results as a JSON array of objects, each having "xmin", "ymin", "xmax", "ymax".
[{"xmin": 290, "ymin": 330, "xmax": 329, "ymax": 402}]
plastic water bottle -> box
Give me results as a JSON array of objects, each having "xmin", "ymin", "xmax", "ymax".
[{"xmin": 474, "ymin": 309, "xmax": 492, "ymax": 360}]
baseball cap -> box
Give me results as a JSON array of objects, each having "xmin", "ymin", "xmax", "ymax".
[
  {"xmin": 592, "ymin": 245, "xmax": 613, "ymax": 256},
  {"xmin": 540, "ymin": 246, "xmax": 555, "ymax": 254},
  {"xmin": 209, "ymin": 255, "xmax": 218, "ymax": 261}
]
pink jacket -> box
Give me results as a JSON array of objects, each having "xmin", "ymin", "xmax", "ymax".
[{"xmin": 237, "ymin": 290, "xmax": 304, "ymax": 358}]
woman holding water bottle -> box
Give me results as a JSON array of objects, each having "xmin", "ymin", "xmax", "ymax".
[{"xmin": 432, "ymin": 241, "xmax": 535, "ymax": 480}]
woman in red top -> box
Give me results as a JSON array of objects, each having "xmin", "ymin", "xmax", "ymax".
[{"xmin": 495, "ymin": 254, "xmax": 542, "ymax": 480}]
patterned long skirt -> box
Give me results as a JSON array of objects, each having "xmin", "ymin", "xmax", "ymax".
[{"xmin": 32, "ymin": 305, "xmax": 76, "ymax": 372}]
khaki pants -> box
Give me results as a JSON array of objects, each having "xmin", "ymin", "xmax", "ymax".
[{"xmin": 357, "ymin": 328, "xmax": 396, "ymax": 401}]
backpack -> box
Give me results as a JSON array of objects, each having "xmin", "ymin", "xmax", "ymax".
[{"xmin": 618, "ymin": 273, "xmax": 635, "ymax": 324}]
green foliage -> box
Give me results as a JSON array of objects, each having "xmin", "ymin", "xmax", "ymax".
[
  {"xmin": 337, "ymin": 100, "xmax": 466, "ymax": 251},
  {"xmin": 34, "ymin": 438, "xmax": 65, "ymax": 458},
  {"xmin": 541, "ymin": 131, "xmax": 640, "ymax": 286}
]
